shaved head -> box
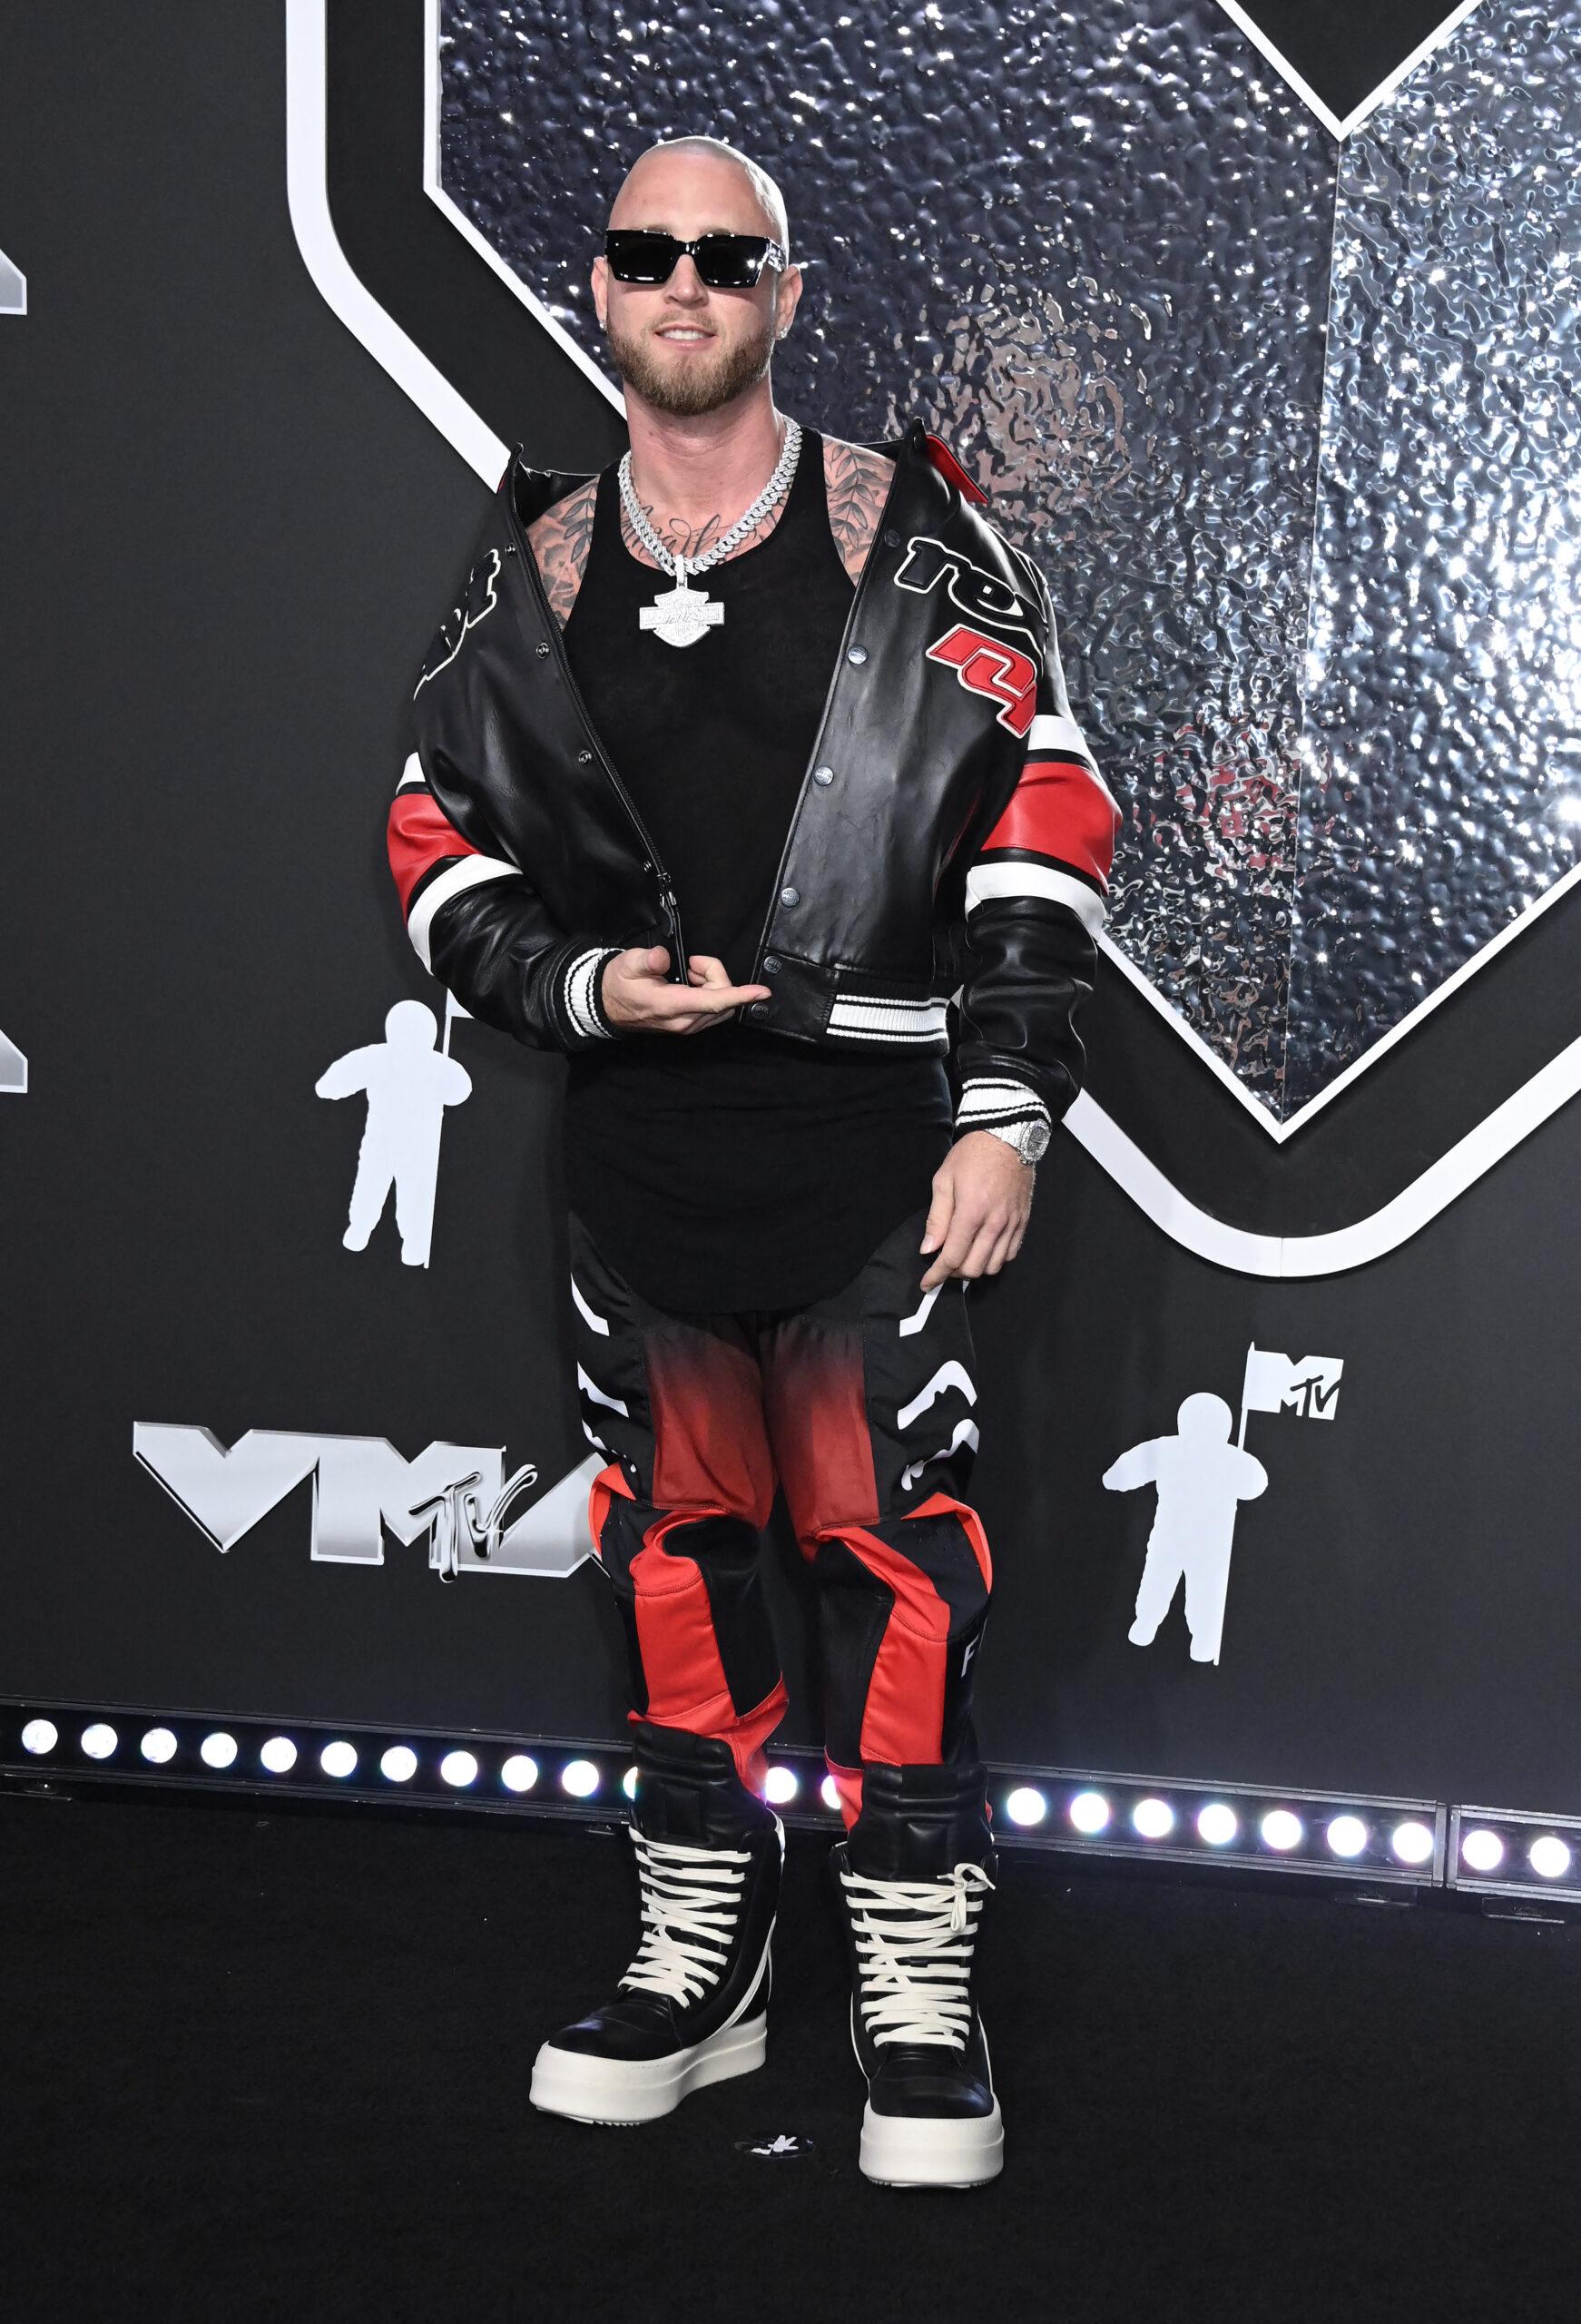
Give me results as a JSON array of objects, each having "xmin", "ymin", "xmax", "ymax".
[{"xmin": 614, "ymin": 135, "xmax": 789, "ymax": 256}]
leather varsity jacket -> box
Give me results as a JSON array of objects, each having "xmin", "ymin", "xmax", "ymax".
[{"xmin": 387, "ymin": 414, "xmax": 1122, "ymax": 1145}]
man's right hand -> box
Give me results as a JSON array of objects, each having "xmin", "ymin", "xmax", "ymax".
[{"xmin": 599, "ymin": 945, "xmax": 772, "ymax": 1034}]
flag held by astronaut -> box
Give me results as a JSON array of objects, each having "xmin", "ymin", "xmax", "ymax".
[{"xmin": 1242, "ymin": 1344, "xmax": 1343, "ymax": 1421}]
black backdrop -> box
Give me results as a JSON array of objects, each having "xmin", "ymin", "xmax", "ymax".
[{"xmin": 4, "ymin": 0, "xmax": 1579, "ymax": 1819}]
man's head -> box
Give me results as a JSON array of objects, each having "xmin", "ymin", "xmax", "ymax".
[{"xmin": 592, "ymin": 137, "xmax": 802, "ymax": 420}]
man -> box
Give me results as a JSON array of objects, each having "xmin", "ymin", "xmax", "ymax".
[{"xmin": 388, "ymin": 134, "xmax": 1119, "ymax": 2188}]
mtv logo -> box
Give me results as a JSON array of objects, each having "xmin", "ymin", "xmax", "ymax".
[{"xmin": 133, "ymin": 1424, "xmax": 598, "ymax": 1579}]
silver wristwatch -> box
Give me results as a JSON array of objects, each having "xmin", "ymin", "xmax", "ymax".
[{"xmin": 986, "ymin": 1116, "xmax": 1052, "ymax": 1166}]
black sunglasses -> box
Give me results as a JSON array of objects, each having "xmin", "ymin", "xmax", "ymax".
[{"xmin": 603, "ymin": 229, "xmax": 788, "ymax": 289}]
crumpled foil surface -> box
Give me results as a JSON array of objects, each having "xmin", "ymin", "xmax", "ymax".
[{"xmin": 439, "ymin": 0, "xmax": 1581, "ymax": 1122}]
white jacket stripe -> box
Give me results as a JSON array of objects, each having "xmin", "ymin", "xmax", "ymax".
[{"xmin": 965, "ymin": 861, "xmax": 1106, "ymax": 934}]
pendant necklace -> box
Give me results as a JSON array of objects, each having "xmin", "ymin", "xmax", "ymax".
[{"xmin": 619, "ymin": 416, "xmax": 802, "ymax": 648}]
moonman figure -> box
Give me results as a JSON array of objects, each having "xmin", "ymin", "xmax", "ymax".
[
  {"xmin": 386, "ymin": 136, "xmax": 1121, "ymax": 2186},
  {"xmin": 315, "ymin": 1000, "xmax": 471, "ymax": 1267},
  {"xmin": 1104, "ymin": 1392, "xmax": 1269, "ymax": 1665}
]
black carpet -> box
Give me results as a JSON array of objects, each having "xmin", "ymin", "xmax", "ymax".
[{"xmin": 1, "ymin": 1786, "xmax": 1574, "ymax": 2322}]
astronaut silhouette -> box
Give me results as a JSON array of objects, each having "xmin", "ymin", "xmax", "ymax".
[
  {"xmin": 1102, "ymin": 1393, "xmax": 1268, "ymax": 1665},
  {"xmin": 316, "ymin": 1000, "xmax": 471, "ymax": 1268}
]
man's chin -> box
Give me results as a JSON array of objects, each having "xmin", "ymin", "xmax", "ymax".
[{"xmin": 610, "ymin": 336, "xmax": 771, "ymax": 420}]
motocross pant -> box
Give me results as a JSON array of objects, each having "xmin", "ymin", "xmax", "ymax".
[{"xmin": 569, "ymin": 1200, "xmax": 993, "ymax": 1830}]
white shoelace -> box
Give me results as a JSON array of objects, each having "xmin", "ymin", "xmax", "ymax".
[
  {"xmin": 840, "ymin": 1859, "xmax": 997, "ymax": 2048},
  {"xmin": 617, "ymin": 1829, "xmax": 752, "ymax": 2007}
]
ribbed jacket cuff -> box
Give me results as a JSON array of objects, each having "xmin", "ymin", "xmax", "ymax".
[
  {"xmin": 562, "ymin": 945, "xmax": 624, "ymax": 1044},
  {"xmin": 952, "ymin": 1077, "xmax": 1055, "ymax": 1138}
]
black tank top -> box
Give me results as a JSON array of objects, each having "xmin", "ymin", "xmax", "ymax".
[{"xmin": 559, "ymin": 422, "xmax": 952, "ymax": 1314}]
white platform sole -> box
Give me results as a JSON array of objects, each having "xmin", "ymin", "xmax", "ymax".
[
  {"xmin": 528, "ymin": 2012, "xmax": 767, "ymax": 2127},
  {"xmin": 859, "ymin": 2100, "xmax": 1005, "ymax": 2188}
]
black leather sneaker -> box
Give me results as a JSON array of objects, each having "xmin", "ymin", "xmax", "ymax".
[
  {"xmin": 832, "ymin": 1759, "xmax": 1003, "ymax": 2187},
  {"xmin": 529, "ymin": 1721, "xmax": 784, "ymax": 2126}
]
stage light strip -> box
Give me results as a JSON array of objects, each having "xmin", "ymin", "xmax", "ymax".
[
  {"xmin": 1447, "ymin": 1806, "xmax": 1581, "ymax": 1905},
  {"xmin": 0, "ymin": 1699, "xmax": 1483, "ymax": 1898}
]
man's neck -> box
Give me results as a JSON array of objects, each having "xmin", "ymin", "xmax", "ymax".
[{"xmin": 624, "ymin": 390, "xmax": 789, "ymax": 532}]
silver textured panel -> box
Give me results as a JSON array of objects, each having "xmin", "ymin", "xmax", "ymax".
[
  {"xmin": 437, "ymin": 4, "xmax": 1368, "ymax": 1118},
  {"xmin": 1288, "ymin": 0, "xmax": 1581, "ymax": 1111}
]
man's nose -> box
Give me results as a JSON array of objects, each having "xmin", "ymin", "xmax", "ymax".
[{"xmin": 663, "ymin": 255, "xmax": 709, "ymax": 301}]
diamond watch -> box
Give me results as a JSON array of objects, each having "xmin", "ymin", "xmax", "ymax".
[{"xmin": 986, "ymin": 1115, "xmax": 1052, "ymax": 1166}]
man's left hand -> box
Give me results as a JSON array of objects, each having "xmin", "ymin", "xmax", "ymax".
[{"xmin": 918, "ymin": 1131, "xmax": 1036, "ymax": 1290}]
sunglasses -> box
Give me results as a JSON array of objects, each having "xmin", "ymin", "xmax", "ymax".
[{"xmin": 602, "ymin": 229, "xmax": 788, "ymax": 289}]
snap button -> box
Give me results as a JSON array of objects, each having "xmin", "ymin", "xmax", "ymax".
[
  {"xmin": 535, "ymin": 641, "xmax": 551, "ymax": 658},
  {"xmin": 813, "ymin": 763, "xmax": 834, "ymax": 785},
  {"xmin": 883, "ymin": 527, "xmax": 901, "ymax": 547},
  {"xmin": 846, "ymin": 645, "xmax": 869, "ymax": 665},
  {"xmin": 762, "ymin": 955, "xmax": 781, "ymax": 973},
  {"xmin": 576, "ymin": 749, "xmax": 593, "ymax": 763},
  {"xmin": 780, "ymin": 886, "xmax": 800, "ymax": 907},
  {"xmin": 749, "ymin": 1001, "xmax": 771, "ymax": 1018}
]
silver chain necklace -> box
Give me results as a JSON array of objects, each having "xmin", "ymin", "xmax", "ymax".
[{"xmin": 619, "ymin": 416, "xmax": 802, "ymax": 648}]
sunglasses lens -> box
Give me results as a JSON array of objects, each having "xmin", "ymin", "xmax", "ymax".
[
  {"xmin": 604, "ymin": 231, "xmax": 678, "ymax": 282},
  {"xmin": 693, "ymin": 236, "xmax": 768, "ymax": 287}
]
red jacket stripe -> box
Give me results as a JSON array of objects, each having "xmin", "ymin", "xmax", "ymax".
[
  {"xmin": 387, "ymin": 790, "xmax": 481, "ymax": 918},
  {"xmin": 979, "ymin": 754, "xmax": 1119, "ymax": 893}
]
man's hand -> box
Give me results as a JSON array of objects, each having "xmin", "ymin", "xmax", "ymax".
[
  {"xmin": 918, "ymin": 1131, "xmax": 1036, "ymax": 1290},
  {"xmin": 599, "ymin": 945, "xmax": 771, "ymax": 1034}
]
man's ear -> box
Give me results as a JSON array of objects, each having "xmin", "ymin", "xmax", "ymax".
[{"xmin": 590, "ymin": 251, "xmax": 607, "ymax": 326}]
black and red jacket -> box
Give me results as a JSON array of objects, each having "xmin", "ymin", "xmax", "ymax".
[{"xmin": 387, "ymin": 414, "xmax": 1121, "ymax": 1142}]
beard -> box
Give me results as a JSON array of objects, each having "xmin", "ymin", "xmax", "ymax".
[{"xmin": 604, "ymin": 304, "xmax": 776, "ymax": 419}]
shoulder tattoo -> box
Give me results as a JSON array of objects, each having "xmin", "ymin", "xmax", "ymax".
[
  {"xmin": 526, "ymin": 479, "xmax": 596, "ymax": 627},
  {"xmin": 821, "ymin": 438, "xmax": 894, "ymax": 586}
]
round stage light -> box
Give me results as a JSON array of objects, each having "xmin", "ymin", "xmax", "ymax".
[
  {"xmin": 20, "ymin": 1718, "xmax": 58, "ymax": 1756},
  {"xmin": 1133, "ymin": 1797, "xmax": 1175, "ymax": 1840},
  {"xmin": 1261, "ymin": 1809, "xmax": 1303, "ymax": 1852},
  {"xmin": 1326, "ymin": 1815, "xmax": 1369, "ymax": 1859},
  {"xmin": 1196, "ymin": 1803, "xmax": 1238, "ymax": 1847},
  {"xmin": 379, "ymin": 1746, "xmax": 417, "ymax": 1785},
  {"xmin": 763, "ymin": 1767, "xmax": 800, "ymax": 1806},
  {"xmin": 260, "ymin": 1737, "xmax": 299, "ymax": 1775},
  {"xmin": 440, "ymin": 1750, "xmax": 478, "ymax": 1789},
  {"xmin": 622, "ymin": 1766, "xmax": 639, "ymax": 1801},
  {"xmin": 820, "ymin": 1775, "xmax": 842, "ymax": 1813},
  {"xmin": 1459, "ymin": 1827, "xmax": 1505, "ymax": 1875},
  {"xmin": 1068, "ymin": 1790, "xmax": 1111, "ymax": 1835},
  {"xmin": 319, "ymin": 1740, "xmax": 358, "ymax": 1780},
  {"xmin": 200, "ymin": 1731, "xmax": 238, "ymax": 1770},
  {"xmin": 561, "ymin": 1758, "xmax": 600, "ymax": 1798},
  {"xmin": 81, "ymin": 1723, "xmax": 119, "ymax": 1760},
  {"xmin": 1390, "ymin": 1819, "xmax": 1435, "ymax": 1866},
  {"xmin": 1006, "ymin": 1787, "xmax": 1047, "ymax": 1827},
  {"xmin": 140, "ymin": 1728, "xmax": 178, "ymax": 1765},
  {"xmin": 1528, "ymin": 1835, "xmax": 1572, "ymax": 1882},
  {"xmin": 500, "ymin": 1754, "xmax": 539, "ymax": 1794}
]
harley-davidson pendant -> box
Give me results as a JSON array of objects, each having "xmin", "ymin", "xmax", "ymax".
[{"xmin": 638, "ymin": 556, "xmax": 725, "ymax": 649}]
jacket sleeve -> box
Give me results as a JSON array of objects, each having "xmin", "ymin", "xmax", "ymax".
[
  {"xmin": 951, "ymin": 563, "xmax": 1122, "ymax": 1141},
  {"xmin": 385, "ymin": 699, "xmax": 626, "ymax": 1053}
]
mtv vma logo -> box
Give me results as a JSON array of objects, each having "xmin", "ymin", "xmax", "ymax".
[
  {"xmin": 893, "ymin": 535, "xmax": 1042, "ymax": 735},
  {"xmin": 133, "ymin": 1423, "xmax": 599, "ymax": 1581},
  {"xmin": 1103, "ymin": 1343, "xmax": 1346, "ymax": 1665}
]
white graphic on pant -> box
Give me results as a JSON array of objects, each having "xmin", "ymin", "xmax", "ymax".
[
  {"xmin": 316, "ymin": 998, "xmax": 471, "ymax": 1268},
  {"xmin": 0, "ymin": 245, "xmax": 25, "ymax": 315},
  {"xmin": 1102, "ymin": 1344, "xmax": 1344, "ymax": 1665}
]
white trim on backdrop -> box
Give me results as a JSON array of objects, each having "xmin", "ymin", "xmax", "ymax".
[{"xmin": 283, "ymin": 0, "xmax": 1581, "ymax": 1278}]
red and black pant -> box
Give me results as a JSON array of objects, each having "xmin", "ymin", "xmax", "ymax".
[{"xmin": 570, "ymin": 1202, "xmax": 993, "ymax": 1829}]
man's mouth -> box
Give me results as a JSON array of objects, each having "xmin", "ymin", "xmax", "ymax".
[{"xmin": 655, "ymin": 327, "xmax": 713, "ymax": 343}]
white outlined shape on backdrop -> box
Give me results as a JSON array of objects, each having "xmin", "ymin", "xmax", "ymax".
[{"xmin": 284, "ymin": 0, "xmax": 1581, "ymax": 1278}]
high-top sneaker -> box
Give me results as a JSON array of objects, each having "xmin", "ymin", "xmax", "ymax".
[
  {"xmin": 831, "ymin": 1759, "xmax": 1003, "ymax": 2188},
  {"xmin": 529, "ymin": 1720, "xmax": 784, "ymax": 2127}
]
